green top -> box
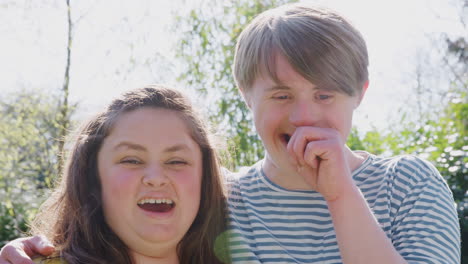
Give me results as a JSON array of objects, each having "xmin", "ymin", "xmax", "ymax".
[{"xmin": 32, "ymin": 256, "xmax": 67, "ymax": 264}]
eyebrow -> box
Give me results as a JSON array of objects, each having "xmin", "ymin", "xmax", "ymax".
[
  {"xmin": 266, "ymin": 84, "xmax": 321, "ymax": 92},
  {"xmin": 113, "ymin": 142, "xmax": 192, "ymax": 153},
  {"xmin": 113, "ymin": 142, "xmax": 146, "ymax": 152},
  {"xmin": 266, "ymin": 85, "xmax": 290, "ymax": 92},
  {"xmin": 164, "ymin": 144, "xmax": 191, "ymax": 153}
]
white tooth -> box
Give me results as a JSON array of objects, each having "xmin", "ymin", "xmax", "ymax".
[{"xmin": 138, "ymin": 198, "xmax": 175, "ymax": 205}]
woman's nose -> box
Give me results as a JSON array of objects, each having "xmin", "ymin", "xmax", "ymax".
[{"xmin": 142, "ymin": 165, "xmax": 168, "ymax": 187}]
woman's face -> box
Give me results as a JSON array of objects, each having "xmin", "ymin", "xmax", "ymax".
[{"xmin": 97, "ymin": 107, "xmax": 202, "ymax": 261}]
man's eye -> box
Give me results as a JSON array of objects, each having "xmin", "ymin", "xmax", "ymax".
[{"xmin": 315, "ymin": 94, "xmax": 334, "ymax": 102}]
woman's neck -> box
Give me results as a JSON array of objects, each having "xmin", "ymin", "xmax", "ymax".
[{"xmin": 131, "ymin": 250, "xmax": 179, "ymax": 264}]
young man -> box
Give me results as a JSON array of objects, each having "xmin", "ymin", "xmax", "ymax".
[
  {"xmin": 226, "ymin": 3, "xmax": 460, "ymax": 263},
  {"xmin": 0, "ymin": 3, "xmax": 461, "ymax": 264}
]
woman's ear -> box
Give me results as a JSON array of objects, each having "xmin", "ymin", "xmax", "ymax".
[{"xmin": 240, "ymin": 88, "xmax": 252, "ymax": 109}]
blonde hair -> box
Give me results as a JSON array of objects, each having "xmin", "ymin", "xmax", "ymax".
[{"xmin": 233, "ymin": 3, "xmax": 369, "ymax": 96}]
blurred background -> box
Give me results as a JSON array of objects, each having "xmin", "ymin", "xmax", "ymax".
[{"xmin": 0, "ymin": 0, "xmax": 466, "ymax": 261}]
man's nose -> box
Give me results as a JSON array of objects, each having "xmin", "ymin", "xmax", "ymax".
[
  {"xmin": 142, "ymin": 165, "xmax": 168, "ymax": 187},
  {"xmin": 289, "ymin": 100, "xmax": 321, "ymax": 127}
]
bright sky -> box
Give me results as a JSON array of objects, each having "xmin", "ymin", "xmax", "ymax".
[{"xmin": 0, "ymin": 0, "xmax": 465, "ymax": 132}]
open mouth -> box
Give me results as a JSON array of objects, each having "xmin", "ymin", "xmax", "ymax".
[
  {"xmin": 137, "ymin": 198, "xmax": 175, "ymax": 213},
  {"xmin": 281, "ymin": 134, "xmax": 291, "ymax": 144}
]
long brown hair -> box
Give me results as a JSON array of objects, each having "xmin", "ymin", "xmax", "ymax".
[{"xmin": 31, "ymin": 85, "xmax": 230, "ymax": 264}]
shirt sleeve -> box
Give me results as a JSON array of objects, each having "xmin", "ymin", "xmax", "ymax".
[{"xmin": 390, "ymin": 156, "xmax": 461, "ymax": 264}]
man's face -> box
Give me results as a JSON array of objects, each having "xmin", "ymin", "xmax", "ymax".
[{"xmin": 244, "ymin": 53, "xmax": 364, "ymax": 178}]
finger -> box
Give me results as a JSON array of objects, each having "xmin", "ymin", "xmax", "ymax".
[
  {"xmin": 292, "ymin": 133, "xmax": 307, "ymax": 166},
  {"xmin": 287, "ymin": 130, "xmax": 302, "ymax": 166},
  {"xmin": 24, "ymin": 236, "xmax": 54, "ymax": 257},
  {"xmin": 0, "ymin": 236, "xmax": 54, "ymax": 264},
  {"xmin": 288, "ymin": 127, "xmax": 314, "ymax": 166},
  {"xmin": 0, "ymin": 244, "xmax": 34, "ymax": 264},
  {"xmin": 303, "ymin": 139, "xmax": 337, "ymax": 168},
  {"xmin": 289, "ymin": 127, "xmax": 335, "ymax": 167},
  {"xmin": 304, "ymin": 143, "xmax": 322, "ymax": 169}
]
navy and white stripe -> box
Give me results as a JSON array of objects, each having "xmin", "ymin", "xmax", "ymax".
[{"xmin": 226, "ymin": 153, "xmax": 460, "ymax": 263}]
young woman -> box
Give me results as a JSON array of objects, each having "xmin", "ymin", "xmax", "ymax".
[{"xmin": 28, "ymin": 85, "xmax": 229, "ymax": 264}]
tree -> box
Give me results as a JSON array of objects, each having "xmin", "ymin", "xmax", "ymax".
[
  {"xmin": 383, "ymin": 92, "xmax": 467, "ymax": 263},
  {"xmin": 175, "ymin": 0, "xmax": 297, "ymax": 169},
  {"xmin": 349, "ymin": 25, "xmax": 468, "ymax": 264},
  {"xmin": 175, "ymin": 0, "xmax": 467, "ymax": 259},
  {"xmin": 56, "ymin": 0, "xmax": 73, "ymax": 174},
  {"xmin": 0, "ymin": 90, "xmax": 75, "ymax": 247}
]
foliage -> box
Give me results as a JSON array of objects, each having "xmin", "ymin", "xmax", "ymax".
[
  {"xmin": 0, "ymin": 0, "xmax": 463, "ymax": 259},
  {"xmin": 0, "ymin": 90, "xmax": 74, "ymax": 247},
  {"xmin": 176, "ymin": 1, "xmax": 467, "ymax": 258},
  {"xmin": 394, "ymin": 93, "xmax": 467, "ymax": 263},
  {"xmin": 347, "ymin": 127, "xmax": 390, "ymax": 155},
  {"xmin": 389, "ymin": 96, "xmax": 466, "ymax": 196},
  {"xmin": 400, "ymin": 25, "xmax": 467, "ymax": 260},
  {"xmin": 350, "ymin": 92, "xmax": 467, "ymax": 262},
  {"xmin": 175, "ymin": 0, "xmax": 297, "ymax": 169},
  {"xmin": 348, "ymin": 37, "xmax": 467, "ymax": 261}
]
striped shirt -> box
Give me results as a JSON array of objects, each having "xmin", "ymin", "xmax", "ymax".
[{"xmin": 226, "ymin": 153, "xmax": 461, "ymax": 263}]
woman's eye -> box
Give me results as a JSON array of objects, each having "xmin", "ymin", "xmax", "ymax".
[
  {"xmin": 167, "ymin": 160, "xmax": 188, "ymax": 165},
  {"xmin": 273, "ymin": 94, "xmax": 290, "ymax": 100},
  {"xmin": 120, "ymin": 158, "xmax": 142, "ymax": 165}
]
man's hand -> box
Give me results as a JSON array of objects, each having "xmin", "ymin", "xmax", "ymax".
[
  {"xmin": 287, "ymin": 126, "xmax": 353, "ymax": 201},
  {"xmin": 0, "ymin": 236, "xmax": 54, "ymax": 264}
]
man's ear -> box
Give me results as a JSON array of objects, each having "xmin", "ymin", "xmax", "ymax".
[{"xmin": 356, "ymin": 80, "xmax": 369, "ymax": 107}]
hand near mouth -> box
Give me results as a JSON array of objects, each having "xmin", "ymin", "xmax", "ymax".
[{"xmin": 287, "ymin": 126, "xmax": 355, "ymax": 202}]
